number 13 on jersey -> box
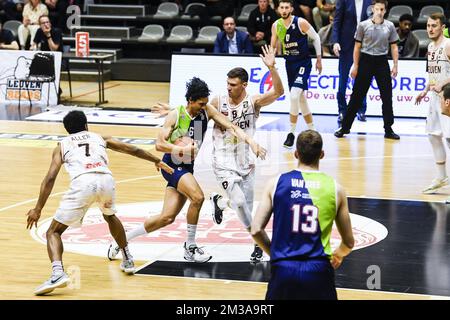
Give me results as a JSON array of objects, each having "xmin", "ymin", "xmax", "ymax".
[{"xmin": 291, "ymin": 204, "xmax": 319, "ymax": 234}]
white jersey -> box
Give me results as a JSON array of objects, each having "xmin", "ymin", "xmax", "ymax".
[
  {"xmin": 427, "ymin": 38, "xmax": 450, "ymax": 89},
  {"xmin": 425, "ymin": 38, "xmax": 450, "ymax": 138},
  {"xmin": 60, "ymin": 131, "xmax": 112, "ymax": 180},
  {"xmin": 212, "ymin": 94, "xmax": 259, "ymax": 175}
]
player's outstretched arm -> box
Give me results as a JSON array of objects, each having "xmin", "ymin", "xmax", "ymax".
[
  {"xmin": 206, "ymin": 104, "xmax": 267, "ymax": 159},
  {"xmin": 331, "ymin": 183, "xmax": 354, "ymax": 269},
  {"xmin": 251, "ymin": 177, "xmax": 276, "ymax": 255},
  {"xmin": 253, "ymin": 45, "xmax": 284, "ymax": 110},
  {"xmin": 26, "ymin": 144, "xmax": 63, "ymax": 229},
  {"xmin": 104, "ymin": 136, "xmax": 174, "ymax": 174}
]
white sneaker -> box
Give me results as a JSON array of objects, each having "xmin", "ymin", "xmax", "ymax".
[
  {"xmin": 183, "ymin": 242, "xmax": 212, "ymax": 263},
  {"xmin": 34, "ymin": 272, "xmax": 70, "ymax": 296},
  {"xmin": 422, "ymin": 177, "xmax": 449, "ymax": 194},
  {"xmin": 120, "ymin": 259, "xmax": 135, "ymax": 274},
  {"xmin": 107, "ymin": 242, "xmax": 120, "ymax": 261}
]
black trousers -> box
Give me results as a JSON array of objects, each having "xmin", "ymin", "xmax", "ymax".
[{"xmin": 341, "ymin": 53, "xmax": 394, "ymax": 132}]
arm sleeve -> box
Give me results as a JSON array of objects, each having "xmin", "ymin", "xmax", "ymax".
[{"xmin": 306, "ymin": 27, "xmax": 322, "ymax": 56}]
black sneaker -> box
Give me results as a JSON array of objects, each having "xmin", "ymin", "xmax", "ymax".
[
  {"xmin": 210, "ymin": 192, "xmax": 224, "ymax": 224},
  {"xmin": 384, "ymin": 131, "xmax": 400, "ymax": 140},
  {"xmin": 250, "ymin": 244, "xmax": 263, "ymax": 263},
  {"xmin": 283, "ymin": 133, "xmax": 295, "ymax": 148},
  {"xmin": 334, "ymin": 128, "xmax": 349, "ymax": 138}
]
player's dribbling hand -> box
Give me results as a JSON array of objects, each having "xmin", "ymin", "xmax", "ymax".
[
  {"xmin": 183, "ymin": 141, "xmax": 199, "ymax": 159},
  {"xmin": 26, "ymin": 209, "xmax": 41, "ymax": 229},
  {"xmin": 259, "ymin": 45, "xmax": 276, "ymax": 69},
  {"xmin": 156, "ymin": 161, "xmax": 174, "ymax": 175}
]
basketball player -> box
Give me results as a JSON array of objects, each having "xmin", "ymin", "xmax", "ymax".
[
  {"xmin": 270, "ymin": 0, "xmax": 322, "ymax": 148},
  {"xmin": 26, "ymin": 110, "xmax": 173, "ymax": 295},
  {"xmin": 108, "ymin": 77, "xmax": 267, "ymax": 263},
  {"xmin": 415, "ymin": 13, "xmax": 450, "ymax": 194},
  {"xmin": 209, "ymin": 44, "xmax": 284, "ymax": 263},
  {"xmin": 251, "ymin": 130, "xmax": 354, "ymax": 299}
]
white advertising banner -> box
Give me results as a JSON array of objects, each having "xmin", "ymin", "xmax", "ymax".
[
  {"xmin": 170, "ymin": 53, "xmax": 428, "ymax": 118},
  {"xmin": 0, "ymin": 50, "xmax": 61, "ymax": 105}
]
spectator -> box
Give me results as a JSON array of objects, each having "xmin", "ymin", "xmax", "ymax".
[
  {"xmin": 248, "ymin": 0, "xmax": 279, "ymax": 53},
  {"xmin": 214, "ymin": 17, "xmax": 254, "ymax": 54},
  {"xmin": 31, "ymin": 14, "xmax": 62, "ymax": 52},
  {"xmin": 0, "ymin": 21, "xmax": 19, "ymax": 50},
  {"xmin": 45, "ymin": 0, "xmax": 69, "ymax": 32},
  {"xmin": 18, "ymin": 0, "xmax": 48, "ymax": 50},
  {"xmin": 318, "ymin": 9, "xmax": 335, "ymax": 56},
  {"xmin": 2, "ymin": 0, "xmax": 24, "ymax": 21},
  {"xmin": 296, "ymin": 0, "xmax": 315, "ymax": 26},
  {"xmin": 312, "ymin": 0, "xmax": 335, "ymax": 30},
  {"xmin": 396, "ymin": 13, "xmax": 419, "ymax": 58}
]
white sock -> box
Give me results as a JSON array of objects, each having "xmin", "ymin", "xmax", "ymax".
[
  {"xmin": 307, "ymin": 122, "xmax": 315, "ymax": 130},
  {"xmin": 186, "ymin": 224, "xmax": 197, "ymax": 247},
  {"xmin": 436, "ymin": 163, "xmax": 447, "ymax": 180},
  {"xmin": 121, "ymin": 245, "xmax": 133, "ymax": 261},
  {"xmin": 52, "ymin": 261, "xmax": 64, "ymax": 275},
  {"xmin": 290, "ymin": 123, "xmax": 297, "ymax": 134},
  {"xmin": 126, "ymin": 223, "xmax": 147, "ymax": 242}
]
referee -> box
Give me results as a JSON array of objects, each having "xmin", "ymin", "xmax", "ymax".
[{"xmin": 334, "ymin": 0, "xmax": 400, "ymax": 140}]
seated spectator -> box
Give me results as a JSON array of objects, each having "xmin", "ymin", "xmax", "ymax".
[
  {"xmin": 31, "ymin": 14, "xmax": 62, "ymax": 52},
  {"xmin": 396, "ymin": 13, "xmax": 419, "ymax": 58},
  {"xmin": 312, "ymin": 0, "xmax": 335, "ymax": 30},
  {"xmin": 296, "ymin": 0, "xmax": 315, "ymax": 26},
  {"xmin": 0, "ymin": 21, "xmax": 19, "ymax": 50},
  {"xmin": 2, "ymin": 0, "xmax": 24, "ymax": 21},
  {"xmin": 318, "ymin": 9, "xmax": 335, "ymax": 56},
  {"xmin": 248, "ymin": 0, "xmax": 279, "ymax": 53},
  {"xmin": 45, "ymin": 0, "xmax": 69, "ymax": 32},
  {"xmin": 214, "ymin": 16, "xmax": 254, "ymax": 54},
  {"xmin": 18, "ymin": 0, "xmax": 48, "ymax": 50}
]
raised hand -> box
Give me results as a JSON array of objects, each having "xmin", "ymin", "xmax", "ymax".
[{"xmin": 259, "ymin": 45, "xmax": 276, "ymax": 69}]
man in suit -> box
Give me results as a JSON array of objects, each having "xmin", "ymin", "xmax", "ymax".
[
  {"xmin": 214, "ymin": 16, "xmax": 254, "ymax": 54},
  {"xmin": 331, "ymin": 0, "xmax": 371, "ymax": 125}
]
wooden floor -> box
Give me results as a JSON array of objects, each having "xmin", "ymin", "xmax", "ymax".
[{"xmin": 1, "ymin": 80, "xmax": 449, "ymax": 300}]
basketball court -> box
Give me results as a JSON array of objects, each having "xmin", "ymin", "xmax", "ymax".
[{"xmin": 1, "ymin": 80, "xmax": 450, "ymax": 300}]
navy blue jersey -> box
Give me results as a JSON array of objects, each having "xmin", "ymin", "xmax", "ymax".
[
  {"xmin": 271, "ymin": 170, "xmax": 337, "ymax": 262},
  {"xmin": 275, "ymin": 16, "xmax": 310, "ymax": 62}
]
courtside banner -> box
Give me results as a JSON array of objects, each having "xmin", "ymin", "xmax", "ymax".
[
  {"xmin": 0, "ymin": 50, "xmax": 61, "ymax": 105},
  {"xmin": 170, "ymin": 54, "xmax": 428, "ymax": 117}
]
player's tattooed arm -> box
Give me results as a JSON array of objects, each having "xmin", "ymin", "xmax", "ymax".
[{"xmin": 103, "ymin": 136, "xmax": 174, "ymax": 174}]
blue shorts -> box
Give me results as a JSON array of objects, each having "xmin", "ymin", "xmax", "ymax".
[
  {"xmin": 266, "ymin": 258, "xmax": 337, "ymax": 300},
  {"xmin": 161, "ymin": 153, "xmax": 194, "ymax": 189},
  {"xmin": 285, "ymin": 58, "xmax": 312, "ymax": 90}
]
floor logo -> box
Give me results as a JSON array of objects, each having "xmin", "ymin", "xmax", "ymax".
[{"xmin": 32, "ymin": 201, "xmax": 388, "ymax": 262}]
